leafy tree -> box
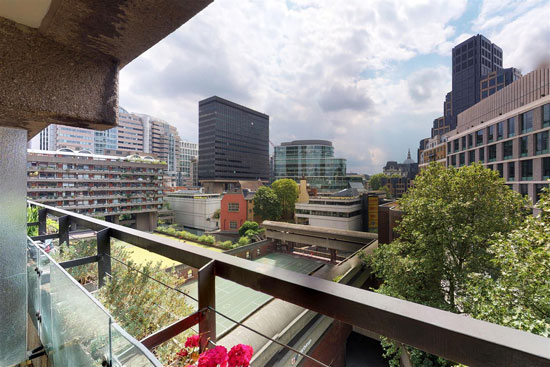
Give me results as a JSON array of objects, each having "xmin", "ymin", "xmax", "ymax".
[
  {"xmin": 253, "ymin": 186, "xmax": 282, "ymax": 221},
  {"xmin": 461, "ymin": 187, "xmax": 550, "ymax": 337},
  {"xmin": 365, "ymin": 163, "xmax": 528, "ymax": 365},
  {"xmin": 238, "ymin": 221, "xmax": 264, "ymax": 239},
  {"xmin": 238, "ymin": 221, "xmax": 260, "ymax": 237},
  {"xmin": 369, "ymin": 173, "xmax": 387, "ymax": 190},
  {"xmin": 272, "ymin": 178, "xmax": 299, "ymax": 220},
  {"xmin": 27, "ymin": 205, "xmax": 39, "ymax": 237}
]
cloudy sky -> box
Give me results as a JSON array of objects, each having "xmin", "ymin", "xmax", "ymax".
[{"xmin": 119, "ymin": 0, "xmax": 550, "ymax": 174}]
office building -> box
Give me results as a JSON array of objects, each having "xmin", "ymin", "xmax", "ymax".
[
  {"xmin": 295, "ymin": 188, "xmax": 363, "ymax": 231},
  {"xmin": 480, "ymin": 67, "xmax": 522, "ymax": 100},
  {"xmin": 446, "ymin": 68, "xmax": 550, "ymax": 204},
  {"xmin": 419, "ymin": 135, "xmax": 448, "ymax": 168},
  {"xmin": 274, "ymin": 140, "xmax": 360, "ymax": 193},
  {"xmin": 27, "ymin": 149, "xmax": 165, "ymax": 231},
  {"xmin": 198, "ymin": 96, "xmax": 269, "ymax": 183},
  {"xmin": 451, "ymin": 34, "xmax": 503, "ymax": 129},
  {"xmin": 178, "ymin": 140, "xmax": 198, "ymax": 186}
]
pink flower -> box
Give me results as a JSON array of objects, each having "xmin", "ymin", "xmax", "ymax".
[
  {"xmin": 198, "ymin": 346, "xmax": 228, "ymax": 367},
  {"xmin": 228, "ymin": 344, "xmax": 253, "ymax": 367},
  {"xmin": 185, "ymin": 334, "xmax": 200, "ymax": 348}
]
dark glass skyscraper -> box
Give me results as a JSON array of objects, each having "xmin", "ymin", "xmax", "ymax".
[
  {"xmin": 451, "ymin": 34, "xmax": 503, "ymax": 129},
  {"xmin": 198, "ymin": 96, "xmax": 269, "ymax": 181}
]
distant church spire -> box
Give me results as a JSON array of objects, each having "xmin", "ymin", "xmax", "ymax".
[{"xmin": 407, "ymin": 149, "xmax": 411, "ymax": 160}]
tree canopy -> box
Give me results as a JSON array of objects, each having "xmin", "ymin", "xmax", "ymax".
[
  {"xmin": 367, "ymin": 163, "xmax": 527, "ymax": 311},
  {"xmin": 272, "ymin": 178, "xmax": 299, "ymax": 220},
  {"xmin": 253, "ymin": 186, "xmax": 282, "ymax": 221},
  {"xmin": 369, "ymin": 173, "xmax": 387, "ymax": 190},
  {"xmin": 461, "ymin": 187, "xmax": 550, "ymax": 337}
]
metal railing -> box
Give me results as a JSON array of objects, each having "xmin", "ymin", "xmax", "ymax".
[
  {"xmin": 27, "ymin": 201, "xmax": 550, "ymax": 367},
  {"xmin": 27, "ymin": 238, "xmax": 162, "ymax": 366}
]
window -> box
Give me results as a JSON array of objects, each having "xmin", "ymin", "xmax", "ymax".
[
  {"xmin": 507, "ymin": 117, "xmax": 515, "ymax": 137},
  {"xmin": 468, "ymin": 134, "xmax": 473, "ymax": 148},
  {"xmin": 520, "ymin": 110, "xmax": 533, "ymax": 133},
  {"xmin": 453, "ymin": 140, "xmax": 459, "ymax": 153},
  {"xmin": 228, "ymin": 202, "xmax": 240, "ymax": 212},
  {"xmin": 461, "ymin": 136, "xmax": 466, "ymax": 150},
  {"xmin": 521, "ymin": 160, "xmax": 533, "ymax": 181},
  {"xmin": 459, "ymin": 153, "xmax": 465, "ymax": 166},
  {"xmin": 508, "ymin": 162, "xmax": 515, "ymax": 181},
  {"xmin": 482, "ymin": 90, "xmax": 488, "ymax": 99},
  {"xmin": 479, "ymin": 147, "xmax": 485, "ymax": 163},
  {"xmin": 519, "ymin": 184, "xmax": 529, "ymax": 197},
  {"xmin": 497, "ymin": 163, "xmax": 503, "ymax": 178},
  {"xmin": 451, "ymin": 155, "xmax": 456, "ymax": 166},
  {"xmin": 543, "ymin": 158, "xmax": 550, "ymax": 179},
  {"xmin": 488, "ymin": 125, "xmax": 494, "ymax": 142},
  {"xmin": 503, "ymin": 140, "xmax": 513, "ymax": 160},
  {"xmin": 488, "ymin": 145, "xmax": 496, "ymax": 162},
  {"xmin": 469, "ymin": 150, "xmax": 475, "ymax": 164},
  {"xmin": 520, "ymin": 136, "xmax": 528, "ymax": 157},
  {"xmin": 535, "ymin": 131, "xmax": 549, "ymax": 154},
  {"xmin": 476, "ymin": 130, "xmax": 483, "ymax": 146},
  {"xmin": 543, "ymin": 104, "xmax": 550, "ymax": 127},
  {"xmin": 229, "ymin": 221, "xmax": 238, "ymax": 229},
  {"xmin": 496, "ymin": 122, "xmax": 503, "ymax": 140},
  {"xmin": 482, "ymin": 80, "xmax": 488, "ymax": 89}
]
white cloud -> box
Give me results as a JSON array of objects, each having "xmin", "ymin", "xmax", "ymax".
[{"xmin": 118, "ymin": 0, "xmax": 544, "ymax": 174}]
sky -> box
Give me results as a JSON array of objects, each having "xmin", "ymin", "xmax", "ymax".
[{"xmin": 119, "ymin": 0, "xmax": 550, "ymax": 175}]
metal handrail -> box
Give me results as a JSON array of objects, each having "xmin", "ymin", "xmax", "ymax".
[{"xmin": 28, "ymin": 200, "xmax": 550, "ymax": 367}]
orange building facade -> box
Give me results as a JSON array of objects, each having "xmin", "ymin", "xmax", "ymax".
[{"xmin": 220, "ymin": 192, "xmax": 248, "ymax": 232}]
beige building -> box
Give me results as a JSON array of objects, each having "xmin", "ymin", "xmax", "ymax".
[{"xmin": 447, "ymin": 68, "xmax": 550, "ymax": 204}]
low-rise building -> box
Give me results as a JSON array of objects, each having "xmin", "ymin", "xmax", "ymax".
[
  {"xmin": 27, "ymin": 149, "xmax": 165, "ymax": 231},
  {"xmin": 419, "ymin": 135, "xmax": 448, "ymax": 169},
  {"xmin": 219, "ymin": 190, "xmax": 251, "ymax": 232},
  {"xmin": 295, "ymin": 188, "xmax": 363, "ymax": 231},
  {"xmin": 164, "ymin": 191, "xmax": 221, "ymax": 232}
]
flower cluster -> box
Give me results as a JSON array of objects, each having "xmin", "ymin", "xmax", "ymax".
[
  {"xmin": 228, "ymin": 344, "xmax": 253, "ymax": 367},
  {"xmin": 174, "ymin": 335, "xmax": 253, "ymax": 367}
]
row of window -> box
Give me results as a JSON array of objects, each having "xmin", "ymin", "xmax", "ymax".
[
  {"xmin": 450, "ymin": 157, "xmax": 550, "ymax": 181},
  {"xmin": 451, "ymin": 104, "xmax": 550, "ymax": 152}
]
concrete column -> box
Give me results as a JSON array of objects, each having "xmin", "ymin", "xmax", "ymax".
[
  {"xmin": 135, "ymin": 212, "xmax": 158, "ymax": 232},
  {"xmin": 0, "ymin": 127, "xmax": 27, "ymax": 365},
  {"xmin": 330, "ymin": 249, "xmax": 337, "ymax": 262}
]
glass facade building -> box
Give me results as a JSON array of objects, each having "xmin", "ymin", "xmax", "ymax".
[
  {"xmin": 274, "ymin": 140, "xmax": 355, "ymax": 192},
  {"xmin": 198, "ymin": 96, "xmax": 269, "ymax": 181}
]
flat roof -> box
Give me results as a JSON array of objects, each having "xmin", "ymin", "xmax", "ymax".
[
  {"xmin": 280, "ymin": 140, "xmax": 332, "ymax": 147},
  {"xmin": 198, "ymin": 96, "xmax": 269, "ymax": 119}
]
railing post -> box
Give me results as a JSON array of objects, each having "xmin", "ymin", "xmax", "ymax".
[
  {"xmin": 58, "ymin": 215, "xmax": 70, "ymax": 247},
  {"xmin": 38, "ymin": 208, "xmax": 47, "ymax": 235},
  {"xmin": 97, "ymin": 228, "xmax": 111, "ymax": 288},
  {"xmin": 198, "ymin": 260, "xmax": 216, "ymax": 351}
]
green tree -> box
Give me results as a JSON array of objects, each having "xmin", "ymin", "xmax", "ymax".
[
  {"xmin": 272, "ymin": 178, "xmax": 299, "ymax": 220},
  {"xmin": 253, "ymin": 186, "xmax": 282, "ymax": 221},
  {"xmin": 369, "ymin": 173, "xmax": 387, "ymax": 190},
  {"xmin": 238, "ymin": 221, "xmax": 261, "ymax": 237},
  {"xmin": 366, "ymin": 163, "xmax": 528, "ymax": 365},
  {"xmin": 462, "ymin": 187, "xmax": 550, "ymax": 337}
]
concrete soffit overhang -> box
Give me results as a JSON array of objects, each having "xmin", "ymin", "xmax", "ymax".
[{"xmin": 0, "ymin": 0, "xmax": 213, "ymax": 139}]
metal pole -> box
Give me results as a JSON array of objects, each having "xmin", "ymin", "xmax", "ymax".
[
  {"xmin": 198, "ymin": 260, "xmax": 216, "ymax": 351},
  {"xmin": 97, "ymin": 228, "xmax": 111, "ymax": 288},
  {"xmin": 38, "ymin": 208, "xmax": 47, "ymax": 235},
  {"xmin": 58, "ymin": 215, "xmax": 70, "ymax": 248}
]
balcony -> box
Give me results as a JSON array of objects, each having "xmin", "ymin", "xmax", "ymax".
[{"xmin": 21, "ymin": 201, "xmax": 550, "ymax": 367}]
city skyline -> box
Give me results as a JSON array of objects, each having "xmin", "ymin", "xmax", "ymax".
[{"xmin": 119, "ymin": 0, "xmax": 550, "ymax": 174}]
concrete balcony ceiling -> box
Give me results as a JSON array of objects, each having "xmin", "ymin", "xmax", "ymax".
[{"xmin": 0, "ymin": 0, "xmax": 212, "ymax": 139}]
